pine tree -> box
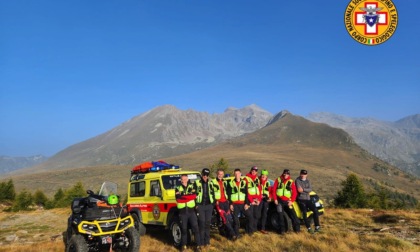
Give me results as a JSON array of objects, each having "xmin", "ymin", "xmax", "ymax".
[
  {"xmin": 210, "ymin": 158, "xmax": 230, "ymax": 175},
  {"xmin": 0, "ymin": 179, "xmax": 16, "ymax": 202},
  {"xmin": 65, "ymin": 181, "xmax": 86, "ymax": 202},
  {"xmin": 334, "ymin": 174, "xmax": 367, "ymax": 208},
  {"xmin": 12, "ymin": 189, "xmax": 33, "ymax": 211},
  {"xmin": 53, "ymin": 188, "xmax": 67, "ymax": 208},
  {"xmin": 33, "ymin": 189, "xmax": 49, "ymax": 207}
]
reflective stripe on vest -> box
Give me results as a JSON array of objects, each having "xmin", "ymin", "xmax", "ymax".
[
  {"xmin": 229, "ymin": 179, "xmax": 246, "ymax": 202},
  {"xmin": 195, "ymin": 180, "xmax": 214, "ymax": 204},
  {"xmin": 245, "ymin": 177, "xmax": 259, "ymax": 196},
  {"xmin": 212, "ymin": 178, "xmax": 227, "ymax": 201},
  {"xmin": 176, "ymin": 184, "xmax": 196, "ymax": 209},
  {"xmin": 276, "ymin": 178, "xmax": 293, "ymax": 198}
]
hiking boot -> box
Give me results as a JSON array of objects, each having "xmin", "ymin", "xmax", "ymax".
[
  {"xmin": 195, "ymin": 246, "xmax": 202, "ymax": 252},
  {"xmin": 180, "ymin": 245, "xmax": 187, "ymax": 252},
  {"xmin": 315, "ymin": 226, "xmax": 321, "ymax": 233},
  {"xmin": 307, "ymin": 228, "xmax": 314, "ymax": 234},
  {"xmin": 231, "ymin": 235, "xmax": 238, "ymax": 241},
  {"xmin": 260, "ymin": 230, "xmax": 268, "ymax": 234}
]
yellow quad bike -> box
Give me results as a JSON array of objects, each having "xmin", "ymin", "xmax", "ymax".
[
  {"xmin": 268, "ymin": 191, "xmax": 325, "ymax": 231},
  {"xmin": 65, "ymin": 182, "xmax": 140, "ymax": 252}
]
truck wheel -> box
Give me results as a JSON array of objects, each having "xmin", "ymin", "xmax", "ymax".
[
  {"xmin": 169, "ymin": 217, "xmax": 182, "ymax": 247},
  {"xmin": 132, "ymin": 213, "xmax": 146, "ymax": 236},
  {"xmin": 66, "ymin": 234, "xmax": 88, "ymax": 252}
]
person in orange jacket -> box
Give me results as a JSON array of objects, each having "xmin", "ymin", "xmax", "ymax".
[{"xmin": 272, "ymin": 169, "xmax": 300, "ymax": 234}]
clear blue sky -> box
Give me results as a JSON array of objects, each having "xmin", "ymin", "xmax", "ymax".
[{"xmin": 1, "ymin": 0, "xmax": 419, "ymax": 157}]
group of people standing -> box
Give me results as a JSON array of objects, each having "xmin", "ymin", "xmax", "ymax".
[{"xmin": 175, "ymin": 166, "xmax": 321, "ymax": 251}]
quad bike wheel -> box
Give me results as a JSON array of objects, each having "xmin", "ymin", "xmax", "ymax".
[
  {"xmin": 66, "ymin": 234, "xmax": 88, "ymax": 252},
  {"xmin": 132, "ymin": 213, "xmax": 146, "ymax": 236},
  {"xmin": 114, "ymin": 227, "xmax": 140, "ymax": 252}
]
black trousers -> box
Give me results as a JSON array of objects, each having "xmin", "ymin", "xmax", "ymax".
[
  {"xmin": 232, "ymin": 203, "xmax": 254, "ymax": 235},
  {"xmin": 298, "ymin": 199, "xmax": 320, "ymax": 229},
  {"xmin": 258, "ymin": 200, "xmax": 270, "ymax": 230},
  {"xmin": 249, "ymin": 204, "xmax": 259, "ymax": 233},
  {"xmin": 197, "ymin": 204, "xmax": 213, "ymax": 246},
  {"xmin": 180, "ymin": 208, "xmax": 201, "ymax": 246},
  {"xmin": 278, "ymin": 200, "xmax": 300, "ymax": 233}
]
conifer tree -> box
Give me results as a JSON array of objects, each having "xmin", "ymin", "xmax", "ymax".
[
  {"xmin": 12, "ymin": 189, "xmax": 33, "ymax": 211},
  {"xmin": 33, "ymin": 189, "xmax": 49, "ymax": 207},
  {"xmin": 53, "ymin": 188, "xmax": 67, "ymax": 208},
  {"xmin": 0, "ymin": 179, "xmax": 16, "ymax": 202},
  {"xmin": 334, "ymin": 174, "xmax": 367, "ymax": 208},
  {"xmin": 65, "ymin": 181, "xmax": 86, "ymax": 202},
  {"xmin": 210, "ymin": 158, "xmax": 230, "ymax": 175}
]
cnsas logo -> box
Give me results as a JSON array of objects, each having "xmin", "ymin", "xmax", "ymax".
[{"xmin": 344, "ymin": 0, "xmax": 398, "ymax": 46}]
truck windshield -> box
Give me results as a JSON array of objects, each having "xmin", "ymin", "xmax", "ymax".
[{"xmin": 161, "ymin": 174, "xmax": 200, "ymax": 189}]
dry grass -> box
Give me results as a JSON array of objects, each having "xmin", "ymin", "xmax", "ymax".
[{"xmin": 0, "ymin": 208, "xmax": 419, "ymax": 252}]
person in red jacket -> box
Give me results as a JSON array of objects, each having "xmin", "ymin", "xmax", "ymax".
[
  {"xmin": 258, "ymin": 169, "xmax": 271, "ymax": 234},
  {"xmin": 272, "ymin": 169, "xmax": 300, "ymax": 234},
  {"xmin": 244, "ymin": 166, "xmax": 261, "ymax": 234},
  {"xmin": 212, "ymin": 169, "xmax": 236, "ymax": 240}
]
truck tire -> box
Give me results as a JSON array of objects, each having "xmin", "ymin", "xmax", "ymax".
[
  {"xmin": 169, "ymin": 217, "xmax": 182, "ymax": 247},
  {"xmin": 66, "ymin": 234, "xmax": 88, "ymax": 252}
]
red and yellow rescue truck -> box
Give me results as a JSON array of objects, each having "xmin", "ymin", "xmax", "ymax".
[{"xmin": 126, "ymin": 161, "xmax": 200, "ymax": 246}]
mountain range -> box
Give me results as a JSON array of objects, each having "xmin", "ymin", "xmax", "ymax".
[
  {"xmin": 32, "ymin": 104, "xmax": 272, "ymax": 172},
  {"xmin": 4, "ymin": 105, "xmax": 420, "ymax": 179},
  {"xmin": 307, "ymin": 113, "xmax": 420, "ymax": 176},
  {"xmin": 0, "ymin": 155, "xmax": 48, "ymax": 175},
  {"xmin": 6, "ymin": 109, "xmax": 419, "ymax": 203}
]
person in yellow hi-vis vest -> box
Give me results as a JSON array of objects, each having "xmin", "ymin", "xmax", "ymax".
[
  {"xmin": 227, "ymin": 168, "xmax": 253, "ymax": 237},
  {"xmin": 244, "ymin": 166, "xmax": 261, "ymax": 235},
  {"xmin": 175, "ymin": 174, "xmax": 201, "ymax": 251},
  {"xmin": 272, "ymin": 169, "xmax": 300, "ymax": 234},
  {"xmin": 212, "ymin": 169, "xmax": 236, "ymax": 240}
]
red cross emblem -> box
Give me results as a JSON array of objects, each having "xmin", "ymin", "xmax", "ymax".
[{"xmin": 354, "ymin": 2, "xmax": 388, "ymax": 35}]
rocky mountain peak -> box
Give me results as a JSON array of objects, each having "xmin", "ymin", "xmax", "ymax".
[
  {"xmin": 36, "ymin": 105, "xmax": 273, "ymax": 170},
  {"xmin": 307, "ymin": 112, "xmax": 420, "ymax": 176},
  {"xmin": 267, "ymin": 110, "xmax": 290, "ymax": 125}
]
